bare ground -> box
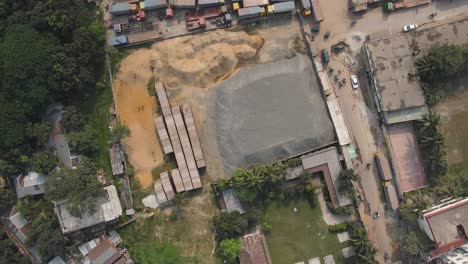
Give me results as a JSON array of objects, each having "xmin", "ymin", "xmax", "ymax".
[
  {"xmin": 437, "ymin": 89, "xmax": 468, "ymax": 164},
  {"xmin": 155, "ymin": 176, "xmax": 218, "ymax": 263},
  {"xmin": 114, "ymin": 48, "xmax": 164, "ymax": 189}
]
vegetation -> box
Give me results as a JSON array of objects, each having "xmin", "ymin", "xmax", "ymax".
[
  {"xmin": 0, "ymin": 229, "xmax": 30, "ymax": 264},
  {"xmin": 111, "ymin": 122, "xmax": 131, "ymax": 142},
  {"xmin": 338, "ymin": 169, "xmax": 357, "ymax": 198},
  {"xmin": 264, "ymin": 197, "xmax": 344, "ymax": 263},
  {"xmin": 415, "ymin": 111, "xmax": 447, "ymax": 180},
  {"xmin": 212, "ymin": 211, "xmax": 249, "ymax": 240},
  {"xmin": 0, "ymin": 188, "xmax": 16, "ymax": 212},
  {"xmin": 17, "ymin": 197, "xmax": 65, "ymax": 262},
  {"xmin": 217, "ymin": 238, "xmax": 241, "ymax": 264},
  {"xmin": 327, "ymin": 222, "xmax": 351, "ymax": 233},
  {"xmin": 0, "ymin": 0, "xmax": 115, "ymax": 261},
  {"xmin": 120, "ymin": 216, "xmax": 183, "ymax": 264},
  {"xmin": 46, "ymin": 158, "xmax": 104, "ymax": 217},
  {"xmin": 400, "ymin": 231, "xmax": 433, "ymax": 261},
  {"xmin": 349, "ymin": 224, "xmax": 377, "ymax": 263},
  {"xmin": 416, "ymin": 44, "xmax": 468, "ymax": 106}
]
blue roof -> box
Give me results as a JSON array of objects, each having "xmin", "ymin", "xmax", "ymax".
[{"xmin": 108, "ymin": 36, "xmax": 128, "ymax": 47}]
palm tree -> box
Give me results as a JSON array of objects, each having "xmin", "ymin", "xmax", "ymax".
[
  {"xmin": 419, "ymin": 130, "xmax": 445, "ymax": 146},
  {"xmin": 408, "ymin": 191, "xmax": 430, "ymax": 212},
  {"xmin": 418, "ymin": 111, "xmax": 441, "ymax": 135}
]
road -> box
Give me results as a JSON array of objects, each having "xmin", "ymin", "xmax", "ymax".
[{"xmin": 303, "ymin": 0, "xmax": 468, "ymax": 263}]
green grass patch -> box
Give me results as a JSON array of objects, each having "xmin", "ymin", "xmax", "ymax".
[
  {"xmin": 120, "ymin": 216, "xmax": 183, "ymax": 264},
  {"xmin": 79, "ymin": 80, "xmax": 113, "ymax": 177},
  {"xmin": 264, "ymin": 196, "xmax": 344, "ymax": 264}
]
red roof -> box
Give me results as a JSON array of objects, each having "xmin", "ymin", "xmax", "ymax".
[{"xmin": 239, "ymin": 233, "xmax": 268, "ymax": 264}]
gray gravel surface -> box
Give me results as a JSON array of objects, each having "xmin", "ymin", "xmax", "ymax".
[{"xmin": 211, "ymin": 54, "xmax": 336, "ymax": 173}]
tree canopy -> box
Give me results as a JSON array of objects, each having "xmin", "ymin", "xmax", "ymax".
[
  {"xmin": 217, "ymin": 238, "xmax": 241, "ymax": 264},
  {"xmin": 0, "ymin": 24, "xmax": 57, "ymax": 150},
  {"xmin": 46, "ymin": 158, "xmax": 104, "ymax": 217},
  {"xmin": 212, "ymin": 211, "xmax": 249, "ymax": 240}
]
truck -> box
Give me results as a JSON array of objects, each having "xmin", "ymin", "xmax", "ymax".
[
  {"xmin": 266, "ymin": 1, "xmax": 294, "ymax": 14},
  {"xmin": 198, "ymin": 0, "xmax": 225, "ymax": 8},
  {"xmin": 187, "ymin": 17, "xmax": 206, "ymax": 31},
  {"xmin": 237, "ymin": 6, "xmax": 265, "ymax": 18},
  {"xmin": 311, "ymin": 0, "xmax": 323, "ymax": 22},
  {"xmin": 300, "ymin": 0, "xmax": 312, "ymax": 15},
  {"xmin": 110, "ymin": 3, "xmax": 131, "ymax": 15},
  {"xmin": 384, "ymin": 184, "xmax": 400, "ymax": 211},
  {"xmin": 375, "ymin": 152, "xmax": 393, "ymax": 181},
  {"xmin": 243, "ymin": 0, "xmax": 269, "ymax": 7}
]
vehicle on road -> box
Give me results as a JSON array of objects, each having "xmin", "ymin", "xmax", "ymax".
[
  {"xmin": 350, "ymin": 75, "xmax": 359, "ymax": 90},
  {"xmin": 402, "ymin": 24, "xmax": 417, "ymax": 32},
  {"xmin": 321, "ymin": 49, "xmax": 329, "ymax": 63}
]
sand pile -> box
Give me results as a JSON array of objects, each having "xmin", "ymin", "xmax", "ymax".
[{"xmin": 152, "ymin": 30, "xmax": 263, "ymax": 88}]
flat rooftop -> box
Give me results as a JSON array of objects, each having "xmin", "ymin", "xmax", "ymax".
[
  {"xmin": 425, "ymin": 198, "xmax": 468, "ymax": 246},
  {"xmin": 367, "ymin": 18, "xmax": 468, "ymax": 114},
  {"xmin": 301, "ymin": 147, "xmax": 352, "ymax": 207},
  {"xmin": 214, "ymin": 54, "xmax": 336, "ymax": 173},
  {"xmin": 387, "ymin": 122, "xmax": 428, "ymax": 192},
  {"xmin": 367, "ymin": 35, "xmax": 424, "ymax": 112}
]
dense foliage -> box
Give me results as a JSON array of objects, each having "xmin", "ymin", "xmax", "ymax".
[
  {"xmin": 338, "ymin": 169, "xmax": 357, "ymax": 197},
  {"xmin": 46, "ymin": 158, "xmax": 104, "ymax": 217},
  {"xmin": 0, "ymin": 229, "xmax": 30, "ymax": 264},
  {"xmin": 212, "ymin": 211, "xmax": 249, "ymax": 240},
  {"xmin": 0, "ymin": 0, "xmax": 105, "ymax": 177},
  {"xmin": 416, "ymin": 44, "xmax": 468, "ymax": 106},
  {"xmin": 349, "ymin": 224, "xmax": 377, "ymax": 263},
  {"xmin": 217, "ymin": 238, "xmax": 241, "ymax": 264},
  {"xmin": 400, "ymin": 231, "xmax": 433, "ymax": 260}
]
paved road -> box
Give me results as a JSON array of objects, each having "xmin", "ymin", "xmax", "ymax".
[{"xmin": 304, "ymin": 1, "xmax": 468, "ymax": 263}]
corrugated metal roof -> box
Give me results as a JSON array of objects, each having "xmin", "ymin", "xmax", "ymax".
[
  {"xmin": 144, "ymin": 0, "xmax": 168, "ymax": 9},
  {"xmin": 111, "ymin": 3, "xmax": 131, "ymax": 14},
  {"xmin": 222, "ymin": 189, "xmax": 245, "ymax": 214},
  {"xmin": 15, "ymin": 171, "xmax": 46, "ymax": 198}
]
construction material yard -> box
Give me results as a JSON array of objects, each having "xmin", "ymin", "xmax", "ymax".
[{"xmin": 210, "ymin": 54, "xmax": 336, "ymax": 172}]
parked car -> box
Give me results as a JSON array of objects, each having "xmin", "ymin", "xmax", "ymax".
[
  {"xmin": 321, "ymin": 49, "xmax": 330, "ymax": 63},
  {"xmin": 402, "ymin": 24, "xmax": 417, "ymax": 32},
  {"xmin": 350, "ymin": 75, "xmax": 359, "ymax": 90}
]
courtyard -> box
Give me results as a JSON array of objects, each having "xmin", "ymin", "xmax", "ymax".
[{"xmin": 264, "ymin": 196, "xmax": 345, "ymax": 264}]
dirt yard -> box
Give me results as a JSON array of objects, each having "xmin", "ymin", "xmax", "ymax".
[
  {"xmin": 437, "ymin": 89, "xmax": 468, "ymax": 165},
  {"xmin": 155, "ymin": 177, "xmax": 218, "ymax": 263},
  {"xmin": 114, "ymin": 48, "xmax": 163, "ymax": 189},
  {"xmin": 114, "ymin": 30, "xmax": 264, "ymax": 188}
]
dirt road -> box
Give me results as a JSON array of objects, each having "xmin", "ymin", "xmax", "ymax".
[
  {"xmin": 304, "ymin": 1, "xmax": 468, "ymax": 262},
  {"xmin": 114, "ymin": 49, "xmax": 164, "ymax": 189}
]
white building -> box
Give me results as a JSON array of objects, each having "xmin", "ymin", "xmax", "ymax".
[{"xmin": 418, "ymin": 198, "xmax": 468, "ymax": 261}]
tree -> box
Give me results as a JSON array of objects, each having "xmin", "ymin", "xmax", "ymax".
[
  {"xmin": 217, "ymin": 239, "xmax": 241, "ymax": 264},
  {"xmin": 416, "ymin": 44, "xmax": 467, "ymax": 81},
  {"xmin": 212, "ymin": 211, "xmax": 248, "ymax": 240},
  {"xmin": 407, "ymin": 191, "xmax": 431, "ymax": 212},
  {"xmin": 338, "ymin": 169, "xmax": 357, "ymax": 197},
  {"xmin": 401, "ymin": 231, "xmax": 432, "ymax": 259},
  {"xmin": 26, "ymin": 122, "xmax": 52, "ymax": 149},
  {"xmin": 46, "ymin": 158, "xmax": 103, "ymax": 217},
  {"xmin": 350, "ymin": 224, "xmax": 377, "ymax": 264},
  {"xmin": 0, "ymin": 188, "xmax": 15, "ymax": 212},
  {"xmin": 66, "ymin": 125, "xmax": 99, "ymax": 156},
  {"xmin": 27, "ymin": 212, "xmax": 65, "ymax": 261},
  {"xmin": 111, "ymin": 122, "xmax": 131, "ymax": 142},
  {"xmin": 28, "ymin": 150, "xmax": 57, "ymax": 175},
  {"xmin": 61, "ymin": 106, "xmax": 86, "ymax": 133},
  {"xmin": 0, "ymin": 24, "xmax": 57, "ymax": 151},
  {"xmin": 0, "ymin": 229, "xmax": 30, "ymax": 264}
]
